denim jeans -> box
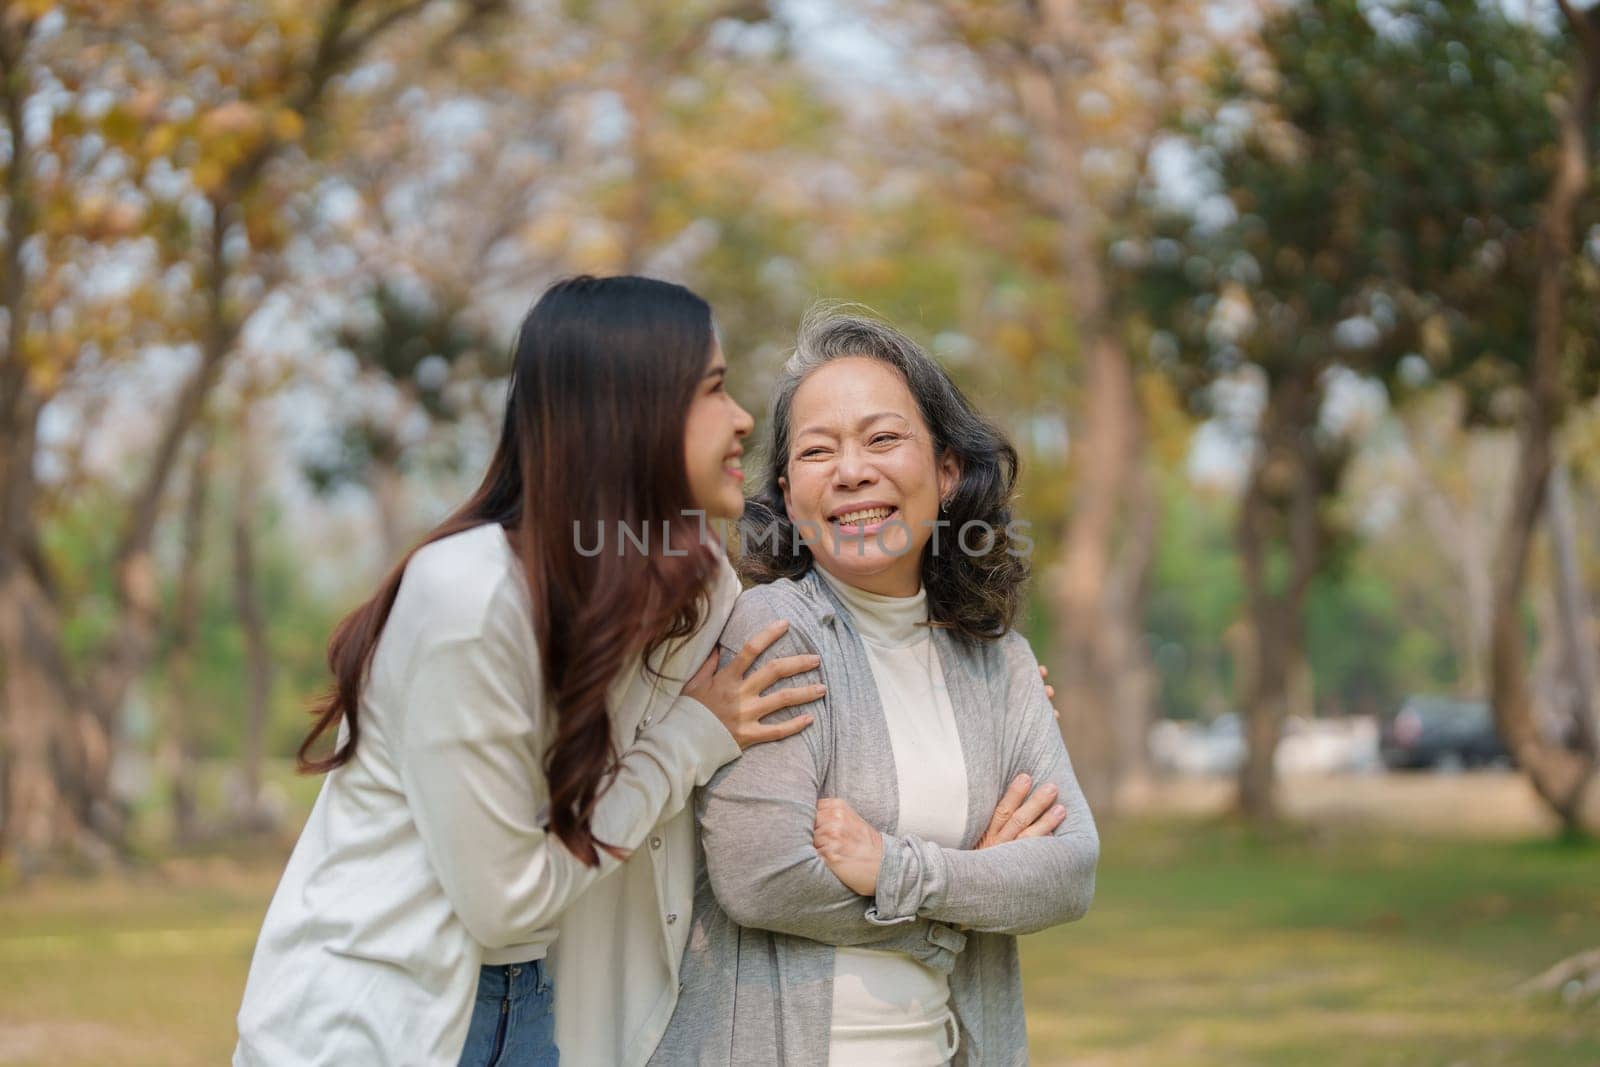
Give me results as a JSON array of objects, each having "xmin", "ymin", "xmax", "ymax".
[{"xmin": 457, "ymin": 958, "xmax": 558, "ymax": 1067}]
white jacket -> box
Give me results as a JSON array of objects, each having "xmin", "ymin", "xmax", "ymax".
[{"xmin": 234, "ymin": 522, "xmax": 742, "ymax": 1066}]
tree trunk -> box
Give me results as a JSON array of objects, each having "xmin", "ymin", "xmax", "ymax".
[
  {"xmin": 1108, "ymin": 424, "xmax": 1159, "ymax": 810},
  {"xmin": 1234, "ymin": 378, "xmax": 1328, "ymax": 823},
  {"xmin": 232, "ymin": 412, "xmax": 276, "ymax": 833},
  {"xmin": 1547, "ymin": 459, "xmax": 1600, "ymax": 756},
  {"xmin": 1236, "ymin": 464, "xmax": 1289, "ymax": 821},
  {"xmin": 1486, "ymin": 1, "xmax": 1600, "ymax": 838},
  {"xmin": 1532, "ymin": 586, "xmax": 1572, "ymax": 745},
  {"xmin": 0, "ymin": 10, "xmax": 119, "ymax": 865},
  {"xmin": 163, "ymin": 437, "xmax": 213, "ymax": 847},
  {"xmin": 0, "ymin": 568, "xmax": 80, "ymax": 874},
  {"xmin": 1012, "ymin": 46, "xmax": 1145, "ymax": 817},
  {"xmin": 0, "ymin": 13, "xmax": 96, "ymax": 872},
  {"xmin": 1053, "ymin": 335, "xmax": 1139, "ymax": 814}
]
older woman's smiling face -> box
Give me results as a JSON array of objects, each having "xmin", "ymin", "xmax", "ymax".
[{"xmin": 779, "ymin": 356, "xmax": 959, "ymax": 597}]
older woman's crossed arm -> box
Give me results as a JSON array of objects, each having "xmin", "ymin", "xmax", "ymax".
[
  {"xmin": 814, "ymin": 631, "xmax": 1100, "ymax": 937},
  {"xmin": 696, "ymin": 594, "xmax": 973, "ymax": 971},
  {"xmin": 701, "ymin": 592, "xmax": 1083, "ymax": 964}
]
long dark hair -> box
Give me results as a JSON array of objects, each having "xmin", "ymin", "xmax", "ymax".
[
  {"xmin": 299, "ymin": 275, "xmax": 721, "ymax": 866},
  {"xmin": 739, "ymin": 307, "xmax": 1029, "ymax": 642}
]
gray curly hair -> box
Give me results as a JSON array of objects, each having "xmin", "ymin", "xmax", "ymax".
[{"xmin": 736, "ymin": 305, "xmax": 1030, "ymax": 643}]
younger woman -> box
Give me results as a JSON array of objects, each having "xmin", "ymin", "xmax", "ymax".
[{"xmin": 234, "ymin": 276, "xmax": 823, "ymax": 1066}]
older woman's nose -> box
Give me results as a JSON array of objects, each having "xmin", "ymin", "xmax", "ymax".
[{"xmin": 832, "ymin": 444, "xmax": 878, "ymax": 488}]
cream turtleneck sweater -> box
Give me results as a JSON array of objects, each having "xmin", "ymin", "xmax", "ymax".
[{"xmin": 814, "ymin": 566, "xmax": 969, "ymax": 1066}]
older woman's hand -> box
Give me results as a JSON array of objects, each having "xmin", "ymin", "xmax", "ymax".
[
  {"xmin": 813, "ymin": 797, "xmax": 884, "ymax": 896},
  {"xmin": 976, "ymin": 773, "xmax": 1067, "ymax": 849}
]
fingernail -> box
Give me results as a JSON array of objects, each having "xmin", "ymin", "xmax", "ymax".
[
  {"xmin": 1052, "ymin": 805, "xmax": 1065, "ymax": 816},
  {"xmin": 1018, "ymin": 774, "xmax": 1031, "ymax": 786},
  {"xmin": 1043, "ymin": 784, "xmax": 1058, "ymax": 795},
  {"xmin": 809, "ymin": 655, "xmax": 822, "ymax": 665}
]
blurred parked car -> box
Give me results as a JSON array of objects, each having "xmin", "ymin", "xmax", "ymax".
[
  {"xmin": 1379, "ymin": 696, "xmax": 1510, "ymax": 770},
  {"xmin": 1149, "ymin": 712, "xmax": 1379, "ymax": 777},
  {"xmin": 1149, "ymin": 712, "xmax": 1248, "ymax": 776},
  {"xmin": 1278, "ymin": 714, "xmax": 1381, "ymax": 774}
]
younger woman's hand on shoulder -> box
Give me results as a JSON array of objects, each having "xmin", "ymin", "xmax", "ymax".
[{"xmin": 682, "ymin": 619, "xmax": 825, "ymax": 750}]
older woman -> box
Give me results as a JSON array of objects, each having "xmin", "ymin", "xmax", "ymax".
[{"xmin": 652, "ymin": 311, "xmax": 1099, "ymax": 1066}]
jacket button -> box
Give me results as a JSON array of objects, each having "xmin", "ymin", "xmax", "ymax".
[
  {"xmin": 650, "ymin": 836, "xmax": 663, "ymax": 849},
  {"xmin": 666, "ymin": 913, "xmax": 678, "ymax": 924}
]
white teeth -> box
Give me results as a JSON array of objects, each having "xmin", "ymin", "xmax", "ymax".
[
  {"xmin": 725, "ymin": 456, "xmax": 742, "ymax": 469},
  {"xmin": 832, "ymin": 506, "xmax": 892, "ymax": 525}
]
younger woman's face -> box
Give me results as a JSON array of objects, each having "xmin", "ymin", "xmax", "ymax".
[
  {"xmin": 779, "ymin": 356, "xmax": 959, "ymax": 597},
  {"xmin": 684, "ymin": 340, "xmax": 755, "ymax": 521}
]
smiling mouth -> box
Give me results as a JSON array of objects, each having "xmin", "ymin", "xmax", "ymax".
[{"xmin": 829, "ymin": 505, "xmax": 897, "ymax": 529}]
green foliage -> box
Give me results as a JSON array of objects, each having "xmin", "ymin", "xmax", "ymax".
[
  {"xmin": 40, "ymin": 493, "xmax": 124, "ymax": 668},
  {"xmin": 1145, "ymin": 478, "xmax": 1242, "ymax": 720},
  {"xmin": 147, "ymin": 502, "xmax": 338, "ymax": 763},
  {"xmin": 38, "ymin": 461, "xmax": 335, "ymax": 767},
  {"xmin": 1130, "ymin": 0, "xmax": 1599, "ymax": 416},
  {"xmin": 1146, "ymin": 470, "xmax": 1464, "ymax": 720},
  {"xmin": 1303, "ymin": 562, "xmax": 1451, "ymax": 716}
]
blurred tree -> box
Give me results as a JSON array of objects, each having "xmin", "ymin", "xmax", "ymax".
[
  {"xmin": 0, "ymin": 0, "xmax": 828, "ymax": 866},
  {"xmin": 883, "ymin": 0, "xmax": 1227, "ymax": 813},
  {"xmin": 0, "ymin": 0, "xmax": 469, "ymax": 871},
  {"xmin": 286, "ymin": 0, "xmax": 826, "ymax": 560},
  {"xmin": 1127, "ymin": 0, "xmax": 1597, "ymax": 821},
  {"xmin": 230, "ymin": 393, "xmax": 277, "ymax": 833},
  {"xmin": 301, "ymin": 280, "xmax": 503, "ymax": 564},
  {"xmin": 160, "ymin": 430, "xmax": 213, "ymax": 846},
  {"xmin": 1488, "ymin": 0, "xmax": 1600, "ymax": 837},
  {"xmin": 544, "ymin": 0, "xmax": 833, "ymax": 365},
  {"xmin": 580, "ymin": 0, "xmax": 773, "ymax": 272}
]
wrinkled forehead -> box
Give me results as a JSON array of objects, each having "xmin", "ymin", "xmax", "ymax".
[{"xmin": 788, "ymin": 356, "xmax": 920, "ymax": 438}]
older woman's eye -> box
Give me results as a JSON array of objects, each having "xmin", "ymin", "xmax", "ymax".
[
  {"xmin": 799, "ymin": 447, "xmax": 830, "ymax": 459},
  {"xmin": 870, "ymin": 433, "xmax": 901, "ymax": 446}
]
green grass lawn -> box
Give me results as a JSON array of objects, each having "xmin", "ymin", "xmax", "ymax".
[
  {"xmin": 0, "ymin": 815, "xmax": 1595, "ymax": 1066},
  {"xmin": 1022, "ymin": 817, "xmax": 1600, "ymax": 1066}
]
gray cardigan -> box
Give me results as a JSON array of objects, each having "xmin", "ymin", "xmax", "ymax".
[{"xmin": 651, "ymin": 566, "xmax": 1100, "ymax": 1066}]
